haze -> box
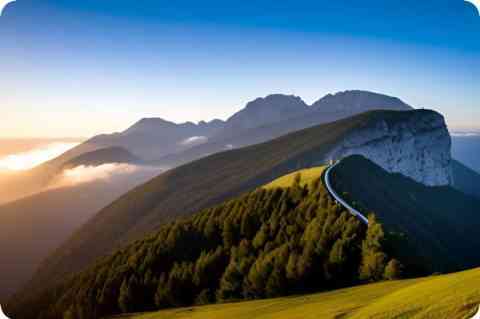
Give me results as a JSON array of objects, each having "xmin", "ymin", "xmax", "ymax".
[{"xmin": 0, "ymin": 142, "xmax": 80, "ymax": 171}]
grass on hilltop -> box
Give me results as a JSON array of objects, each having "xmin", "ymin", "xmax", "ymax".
[
  {"xmin": 115, "ymin": 267, "xmax": 480, "ymax": 319},
  {"xmin": 263, "ymin": 166, "xmax": 326, "ymax": 189}
]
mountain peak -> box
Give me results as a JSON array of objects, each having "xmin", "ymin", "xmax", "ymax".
[
  {"xmin": 244, "ymin": 94, "xmax": 306, "ymax": 110},
  {"xmin": 123, "ymin": 118, "xmax": 177, "ymax": 134},
  {"xmin": 312, "ymin": 90, "xmax": 413, "ymax": 112},
  {"xmin": 223, "ymin": 94, "xmax": 309, "ymax": 132}
]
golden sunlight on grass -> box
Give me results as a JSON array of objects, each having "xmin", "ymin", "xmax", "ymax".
[{"xmin": 118, "ymin": 267, "xmax": 480, "ymax": 319}]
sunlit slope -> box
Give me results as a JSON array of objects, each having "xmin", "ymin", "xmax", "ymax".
[
  {"xmin": 263, "ymin": 166, "xmax": 326, "ymax": 189},
  {"xmin": 117, "ymin": 268, "xmax": 480, "ymax": 319}
]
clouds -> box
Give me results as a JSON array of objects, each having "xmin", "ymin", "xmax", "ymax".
[
  {"xmin": 180, "ymin": 136, "xmax": 208, "ymax": 146},
  {"xmin": 0, "ymin": 142, "xmax": 79, "ymax": 171},
  {"xmin": 451, "ymin": 132, "xmax": 480, "ymax": 137},
  {"xmin": 48, "ymin": 163, "xmax": 161, "ymax": 190},
  {"xmin": 57, "ymin": 163, "xmax": 141, "ymax": 186}
]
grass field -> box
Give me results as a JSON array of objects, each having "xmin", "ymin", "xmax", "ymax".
[
  {"xmin": 114, "ymin": 267, "xmax": 480, "ymax": 319},
  {"xmin": 263, "ymin": 166, "xmax": 326, "ymax": 189}
]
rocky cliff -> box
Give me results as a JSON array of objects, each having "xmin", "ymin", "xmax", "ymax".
[{"xmin": 325, "ymin": 110, "xmax": 452, "ymax": 186}]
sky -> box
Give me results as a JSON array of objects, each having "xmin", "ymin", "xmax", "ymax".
[{"xmin": 0, "ymin": 0, "xmax": 479, "ymax": 138}]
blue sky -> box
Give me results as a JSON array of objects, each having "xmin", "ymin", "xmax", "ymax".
[{"xmin": 0, "ymin": 0, "xmax": 479, "ymax": 137}]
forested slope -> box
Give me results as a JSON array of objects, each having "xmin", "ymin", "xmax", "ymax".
[{"xmin": 6, "ymin": 171, "xmax": 400, "ymax": 319}]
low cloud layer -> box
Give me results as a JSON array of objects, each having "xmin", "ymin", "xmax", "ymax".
[
  {"xmin": 0, "ymin": 142, "xmax": 79, "ymax": 171},
  {"xmin": 180, "ymin": 136, "xmax": 208, "ymax": 146},
  {"xmin": 60, "ymin": 163, "xmax": 140, "ymax": 185},
  {"xmin": 451, "ymin": 132, "xmax": 480, "ymax": 137},
  {"xmin": 51, "ymin": 163, "xmax": 161, "ymax": 188}
]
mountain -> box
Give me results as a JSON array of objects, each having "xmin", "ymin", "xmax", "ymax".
[
  {"xmin": 218, "ymin": 94, "xmax": 309, "ymax": 137},
  {"xmin": 61, "ymin": 146, "xmax": 143, "ymax": 169},
  {"xmin": 451, "ymin": 135, "xmax": 480, "ymax": 173},
  {"xmin": 450, "ymin": 135, "xmax": 480, "ymax": 198},
  {"xmin": 6, "ymin": 163, "xmax": 398, "ymax": 319},
  {"xmin": 311, "ymin": 90, "xmax": 412, "ymax": 112},
  {"xmin": 12, "ymin": 109, "xmax": 450, "ymax": 307},
  {"xmin": 0, "ymin": 165, "xmax": 160, "ymax": 302},
  {"xmin": 156, "ymin": 91, "xmax": 413, "ymax": 166},
  {"xmin": 330, "ymin": 155, "xmax": 480, "ymax": 273},
  {"xmin": 451, "ymin": 160, "xmax": 480, "ymax": 199},
  {"xmin": 81, "ymin": 118, "xmax": 225, "ymax": 161},
  {"xmin": 0, "ymin": 90, "xmax": 413, "ymax": 204}
]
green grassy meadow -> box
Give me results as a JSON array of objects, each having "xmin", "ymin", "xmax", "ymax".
[
  {"xmin": 115, "ymin": 267, "xmax": 480, "ymax": 319},
  {"xmin": 263, "ymin": 166, "xmax": 326, "ymax": 189}
]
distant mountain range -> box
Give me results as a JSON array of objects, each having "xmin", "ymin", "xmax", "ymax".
[{"xmin": 61, "ymin": 90, "xmax": 413, "ymax": 165}]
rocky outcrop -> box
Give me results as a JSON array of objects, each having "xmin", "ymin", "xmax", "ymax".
[{"xmin": 325, "ymin": 110, "xmax": 452, "ymax": 186}]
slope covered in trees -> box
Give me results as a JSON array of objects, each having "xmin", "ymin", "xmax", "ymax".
[
  {"xmin": 331, "ymin": 155, "xmax": 480, "ymax": 273},
  {"xmin": 6, "ymin": 172, "xmax": 401, "ymax": 319}
]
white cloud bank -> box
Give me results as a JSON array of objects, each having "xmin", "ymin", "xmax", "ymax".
[
  {"xmin": 51, "ymin": 163, "xmax": 162, "ymax": 189},
  {"xmin": 59, "ymin": 163, "xmax": 140, "ymax": 186},
  {"xmin": 451, "ymin": 132, "xmax": 480, "ymax": 137},
  {"xmin": 0, "ymin": 142, "xmax": 80, "ymax": 171},
  {"xmin": 180, "ymin": 136, "xmax": 208, "ymax": 146}
]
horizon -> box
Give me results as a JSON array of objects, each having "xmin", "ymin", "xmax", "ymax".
[{"xmin": 0, "ymin": 90, "xmax": 479, "ymax": 139}]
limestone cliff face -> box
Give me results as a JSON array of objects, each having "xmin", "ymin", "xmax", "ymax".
[{"xmin": 325, "ymin": 110, "xmax": 452, "ymax": 186}]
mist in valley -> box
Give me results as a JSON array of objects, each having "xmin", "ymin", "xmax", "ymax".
[{"xmin": 0, "ymin": 139, "xmax": 165, "ymax": 301}]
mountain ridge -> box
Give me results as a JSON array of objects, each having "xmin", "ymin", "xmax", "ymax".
[
  {"xmin": 11, "ymin": 109, "xmax": 448, "ymax": 307},
  {"xmin": 46, "ymin": 90, "xmax": 414, "ymax": 164}
]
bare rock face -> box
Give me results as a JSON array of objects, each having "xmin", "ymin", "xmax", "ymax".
[{"xmin": 326, "ymin": 110, "xmax": 452, "ymax": 186}]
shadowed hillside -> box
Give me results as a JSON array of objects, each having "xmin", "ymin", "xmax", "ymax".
[
  {"xmin": 61, "ymin": 147, "xmax": 143, "ymax": 169},
  {"xmin": 0, "ymin": 166, "xmax": 160, "ymax": 302},
  {"xmin": 331, "ymin": 155, "xmax": 480, "ymax": 273}
]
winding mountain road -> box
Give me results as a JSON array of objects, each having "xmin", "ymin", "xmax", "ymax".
[{"xmin": 324, "ymin": 162, "xmax": 369, "ymax": 225}]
